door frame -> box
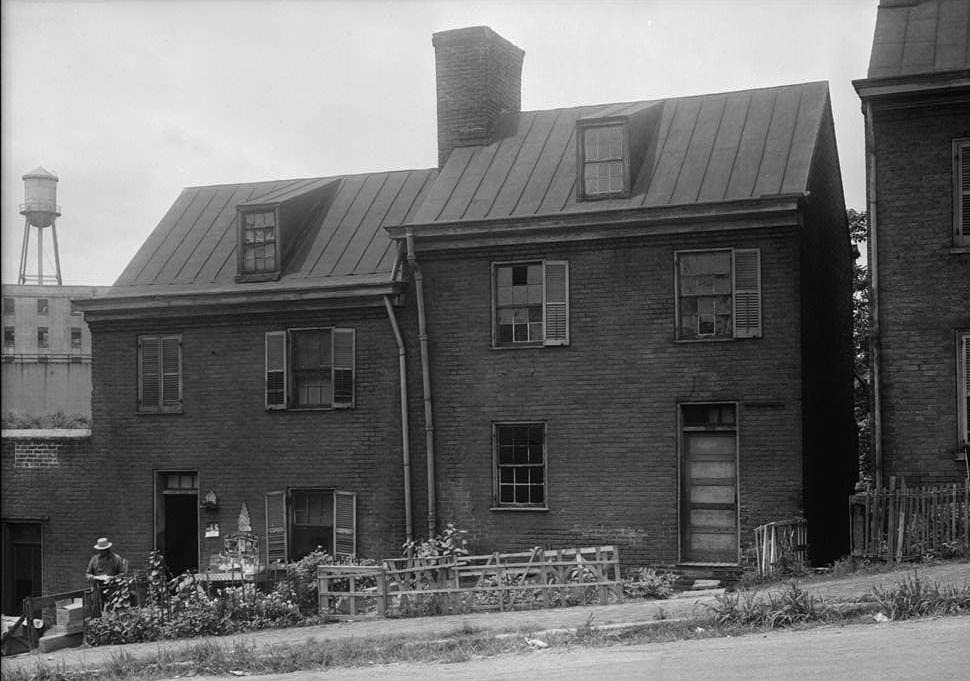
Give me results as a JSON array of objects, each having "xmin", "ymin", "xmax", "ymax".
[
  {"xmin": 153, "ymin": 470, "xmax": 200, "ymax": 573},
  {"xmin": 677, "ymin": 402, "xmax": 740, "ymax": 565},
  {"xmin": 1, "ymin": 519, "xmax": 44, "ymax": 616}
]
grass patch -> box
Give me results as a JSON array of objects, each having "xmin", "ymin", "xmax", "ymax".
[{"xmin": 4, "ymin": 576, "xmax": 968, "ymax": 681}]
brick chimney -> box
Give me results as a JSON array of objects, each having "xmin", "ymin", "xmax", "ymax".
[{"xmin": 432, "ymin": 26, "xmax": 525, "ymax": 167}]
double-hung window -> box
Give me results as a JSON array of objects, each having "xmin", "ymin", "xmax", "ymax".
[
  {"xmin": 138, "ymin": 334, "xmax": 182, "ymax": 413},
  {"xmin": 239, "ymin": 209, "xmax": 279, "ymax": 276},
  {"xmin": 265, "ymin": 328, "xmax": 355, "ymax": 409},
  {"xmin": 955, "ymin": 140, "xmax": 969, "ymax": 248},
  {"xmin": 580, "ymin": 124, "xmax": 626, "ymax": 197},
  {"xmin": 493, "ymin": 261, "xmax": 569, "ymax": 347},
  {"xmin": 493, "ymin": 423, "xmax": 546, "ymax": 508},
  {"xmin": 675, "ymin": 249, "xmax": 762, "ymax": 340}
]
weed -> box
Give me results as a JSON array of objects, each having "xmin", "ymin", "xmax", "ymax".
[
  {"xmin": 870, "ymin": 572, "xmax": 970, "ymax": 620},
  {"xmin": 623, "ymin": 567, "xmax": 677, "ymax": 600}
]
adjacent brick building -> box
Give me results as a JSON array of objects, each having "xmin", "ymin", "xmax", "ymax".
[
  {"xmin": 3, "ymin": 26, "xmax": 857, "ymax": 604},
  {"xmin": 854, "ymin": 0, "xmax": 970, "ymax": 487}
]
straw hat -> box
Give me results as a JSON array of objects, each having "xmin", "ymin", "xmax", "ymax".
[{"xmin": 93, "ymin": 537, "xmax": 113, "ymax": 550}]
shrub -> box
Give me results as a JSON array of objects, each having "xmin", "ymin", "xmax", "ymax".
[
  {"xmin": 624, "ymin": 567, "xmax": 677, "ymax": 600},
  {"xmin": 402, "ymin": 523, "xmax": 469, "ymax": 560}
]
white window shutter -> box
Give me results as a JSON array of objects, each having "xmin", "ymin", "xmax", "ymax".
[
  {"xmin": 265, "ymin": 331, "xmax": 287, "ymax": 409},
  {"xmin": 265, "ymin": 490, "xmax": 288, "ymax": 566},
  {"xmin": 333, "ymin": 490, "xmax": 356, "ymax": 558},
  {"xmin": 543, "ymin": 261, "xmax": 569, "ymax": 346},
  {"xmin": 139, "ymin": 336, "xmax": 161, "ymax": 409},
  {"xmin": 161, "ymin": 336, "xmax": 182, "ymax": 409},
  {"xmin": 733, "ymin": 249, "xmax": 762, "ymax": 338},
  {"xmin": 332, "ymin": 328, "xmax": 355, "ymax": 408}
]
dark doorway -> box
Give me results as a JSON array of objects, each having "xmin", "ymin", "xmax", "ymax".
[
  {"xmin": 2, "ymin": 522, "xmax": 42, "ymax": 616},
  {"xmin": 156, "ymin": 472, "xmax": 199, "ymax": 576}
]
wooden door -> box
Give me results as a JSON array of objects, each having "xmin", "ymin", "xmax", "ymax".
[{"xmin": 681, "ymin": 430, "xmax": 738, "ymax": 563}]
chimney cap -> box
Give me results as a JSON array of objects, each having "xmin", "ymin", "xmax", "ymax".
[{"xmin": 432, "ymin": 25, "xmax": 525, "ymax": 58}]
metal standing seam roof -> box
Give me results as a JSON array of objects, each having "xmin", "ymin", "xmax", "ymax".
[
  {"xmin": 408, "ymin": 81, "xmax": 832, "ymax": 226},
  {"xmin": 111, "ymin": 169, "xmax": 437, "ymax": 293},
  {"xmin": 867, "ymin": 0, "xmax": 970, "ymax": 78}
]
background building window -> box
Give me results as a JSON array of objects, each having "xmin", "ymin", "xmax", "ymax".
[
  {"xmin": 494, "ymin": 423, "xmax": 546, "ymax": 507},
  {"xmin": 36, "ymin": 299, "xmax": 48, "ymax": 315},
  {"xmin": 240, "ymin": 210, "xmax": 278, "ymax": 274},
  {"xmin": 3, "ymin": 327, "xmax": 14, "ymax": 348},
  {"xmin": 581, "ymin": 125, "xmax": 625, "ymax": 196},
  {"xmin": 36, "ymin": 327, "xmax": 48, "ymax": 349},
  {"xmin": 70, "ymin": 327, "xmax": 82, "ymax": 350},
  {"xmin": 3, "ymin": 298, "xmax": 14, "ymax": 316}
]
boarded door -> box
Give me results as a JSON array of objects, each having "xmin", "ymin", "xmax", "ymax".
[{"xmin": 681, "ymin": 405, "xmax": 738, "ymax": 563}]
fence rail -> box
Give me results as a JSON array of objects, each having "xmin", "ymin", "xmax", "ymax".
[
  {"xmin": 318, "ymin": 545, "xmax": 623, "ymax": 619},
  {"xmin": 849, "ymin": 481, "xmax": 970, "ymax": 562},
  {"xmin": 753, "ymin": 518, "xmax": 807, "ymax": 578}
]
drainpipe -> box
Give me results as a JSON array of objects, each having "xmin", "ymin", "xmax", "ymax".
[
  {"xmin": 383, "ymin": 292, "xmax": 413, "ymax": 543},
  {"xmin": 864, "ymin": 100, "xmax": 884, "ymax": 490},
  {"xmin": 406, "ymin": 230, "xmax": 437, "ymax": 537}
]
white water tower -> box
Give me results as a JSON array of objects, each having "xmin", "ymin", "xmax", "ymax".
[{"xmin": 18, "ymin": 166, "xmax": 62, "ymax": 285}]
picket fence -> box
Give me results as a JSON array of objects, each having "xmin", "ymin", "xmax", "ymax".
[{"xmin": 849, "ymin": 481, "xmax": 969, "ymax": 562}]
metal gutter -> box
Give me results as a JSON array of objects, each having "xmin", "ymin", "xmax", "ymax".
[
  {"xmin": 406, "ymin": 229, "xmax": 437, "ymax": 538},
  {"xmin": 383, "ymin": 292, "xmax": 413, "ymax": 543},
  {"xmin": 864, "ymin": 99, "xmax": 884, "ymax": 489}
]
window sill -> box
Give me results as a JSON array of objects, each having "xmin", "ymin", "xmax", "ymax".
[
  {"xmin": 949, "ymin": 246, "xmax": 969, "ymax": 255},
  {"xmin": 490, "ymin": 506, "xmax": 549, "ymax": 512},
  {"xmin": 235, "ymin": 272, "xmax": 281, "ymax": 283},
  {"xmin": 137, "ymin": 410, "xmax": 184, "ymax": 416},
  {"xmin": 490, "ymin": 343, "xmax": 567, "ymax": 351},
  {"xmin": 673, "ymin": 336, "xmax": 750, "ymax": 343},
  {"xmin": 266, "ymin": 406, "xmax": 354, "ymax": 412}
]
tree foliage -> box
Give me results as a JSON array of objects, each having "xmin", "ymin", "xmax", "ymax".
[{"xmin": 847, "ymin": 209, "xmax": 872, "ymax": 482}]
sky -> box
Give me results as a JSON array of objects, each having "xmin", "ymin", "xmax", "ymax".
[{"xmin": 1, "ymin": 0, "xmax": 878, "ymax": 286}]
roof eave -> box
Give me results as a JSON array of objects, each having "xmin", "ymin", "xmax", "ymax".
[
  {"xmin": 853, "ymin": 69, "xmax": 970, "ymax": 100},
  {"xmin": 389, "ymin": 195, "xmax": 805, "ymax": 251},
  {"xmin": 76, "ymin": 279, "xmax": 405, "ymax": 323}
]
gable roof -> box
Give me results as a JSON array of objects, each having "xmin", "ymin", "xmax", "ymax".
[
  {"xmin": 866, "ymin": 0, "xmax": 970, "ymax": 79},
  {"xmin": 110, "ymin": 169, "xmax": 436, "ymax": 298},
  {"xmin": 408, "ymin": 81, "xmax": 831, "ymax": 227}
]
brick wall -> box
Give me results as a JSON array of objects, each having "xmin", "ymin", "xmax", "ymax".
[
  {"xmin": 1, "ymin": 430, "xmax": 100, "ymax": 599},
  {"xmin": 874, "ymin": 99, "xmax": 970, "ymax": 484},
  {"xmin": 87, "ymin": 305, "xmax": 410, "ymax": 574},
  {"xmin": 403, "ymin": 227, "xmax": 807, "ymax": 568}
]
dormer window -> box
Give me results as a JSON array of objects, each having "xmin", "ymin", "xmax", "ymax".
[
  {"xmin": 581, "ymin": 125, "xmax": 626, "ymax": 197},
  {"xmin": 240, "ymin": 209, "xmax": 279, "ymax": 276}
]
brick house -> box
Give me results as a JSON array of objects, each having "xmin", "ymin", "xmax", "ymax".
[
  {"xmin": 854, "ymin": 0, "xmax": 970, "ymax": 487},
  {"xmin": 4, "ymin": 26, "xmax": 857, "ymax": 603},
  {"xmin": 391, "ymin": 27, "xmax": 857, "ymax": 568}
]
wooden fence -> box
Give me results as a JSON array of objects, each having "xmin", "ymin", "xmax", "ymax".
[
  {"xmin": 318, "ymin": 545, "xmax": 623, "ymax": 619},
  {"xmin": 850, "ymin": 481, "xmax": 970, "ymax": 562},
  {"xmin": 753, "ymin": 518, "xmax": 808, "ymax": 578}
]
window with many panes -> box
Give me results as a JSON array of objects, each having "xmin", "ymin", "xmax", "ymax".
[
  {"xmin": 580, "ymin": 124, "xmax": 626, "ymax": 197},
  {"xmin": 239, "ymin": 210, "xmax": 278, "ymax": 275},
  {"xmin": 138, "ymin": 334, "xmax": 182, "ymax": 413},
  {"xmin": 493, "ymin": 261, "xmax": 569, "ymax": 347},
  {"xmin": 675, "ymin": 249, "xmax": 762, "ymax": 340},
  {"xmin": 265, "ymin": 328, "xmax": 355, "ymax": 409},
  {"xmin": 494, "ymin": 423, "xmax": 546, "ymax": 508},
  {"xmin": 955, "ymin": 140, "xmax": 969, "ymax": 247},
  {"xmin": 36, "ymin": 327, "xmax": 49, "ymax": 349},
  {"xmin": 959, "ymin": 332, "xmax": 969, "ymax": 455},
  {"xmin": 70, "ymin": 327, "xmax": 82, "ymax": 350}
]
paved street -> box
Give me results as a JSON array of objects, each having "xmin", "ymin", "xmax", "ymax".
[{"xmin": 203, "ymin": 616, "xmax": 970, "ymax": 681}]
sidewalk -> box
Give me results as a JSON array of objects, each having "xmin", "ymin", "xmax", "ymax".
[{"xmin": 3, "ymin": 561, "xmax": 967, "ymax": 676}]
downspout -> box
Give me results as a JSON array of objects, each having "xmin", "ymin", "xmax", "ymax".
[
  {"xmin": 383, "ymin": 290, "xmax": 413, "ymax": 543},
  {"xmin": 406, "ymin": 230, "xmax": 437, "ymax": 537},
  {"xmin": 864, "ymin": 99, "xmax": 884, "ymax": 489}
]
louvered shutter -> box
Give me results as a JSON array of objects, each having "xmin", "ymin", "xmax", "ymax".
[
  {"xmin": 265, "ymin": 490, "xmax": 287, "ymax": 566},
  {"xmin": 333, "ymin": 490, "xmax": 356, "ymax": 558},
  {"xmin": 332, "ymin": 328, "xmax": 355, "ymax": 408},
  {"xmin": 543, "ymin": 261, "xmax": 569, "ymax": 346},
  {"xmin": 733, "ymin": 249, "xmax": 762, "ymax": 338},
  {"xmin": 160, "ymin": 336, "xmax": 181, "ymax": 409},
  {"xmin": 959, "ymin": 142, "xmax": 969, "ymax": 244},
  {"xmin": 139, "ymin": 336, "xmax": 161, "ymax": 410},
  {"xmin": 265, "ymin": 331, "xmax": 287, "ymax": 409}
]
